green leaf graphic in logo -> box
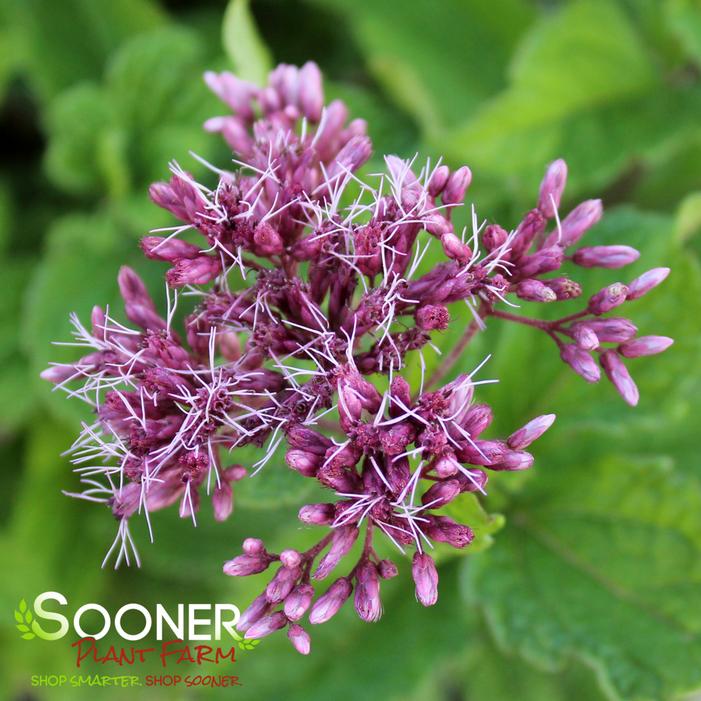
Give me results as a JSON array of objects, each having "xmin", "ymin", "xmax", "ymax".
[
  {"xmin": 14, "ymin": 599, "xmax": 35, "ymax": 640},
  {"xmin": 229, "ymin": 628, "xmax": 260, "ymax": 651}
]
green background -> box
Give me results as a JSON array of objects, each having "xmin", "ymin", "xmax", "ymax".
[{"xmin": 1, "ymin": 0, "xmax": 701, "ymax": 699}]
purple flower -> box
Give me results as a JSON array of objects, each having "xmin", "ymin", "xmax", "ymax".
[{"xmin": 43, "ymin": 62, "xmax": 672, "ymax": 650}]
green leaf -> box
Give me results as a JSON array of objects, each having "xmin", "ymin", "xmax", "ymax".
[
  {"xmin": 311, "ymin": 0, "xmax": 535, "ymax": 135},
  {"xmin": 44, "ymin": 84, "xmax": 112, "ymax": 195},
  {"xmin": 18, "ymin": 599, "xmax": 26, "ymax": 613},
  {"xmin": 7, "ymin": 0, "xmax": 164, "ymax": 101},
  {"xmin": 222, "ymin": 0, "xmax": 273, "ymax": 85},
  {"xmin": 464, "ymin": 448, "xmax": 701, "ymax": 701},
  {"xmin": 665, "ymin": 0, "xmax": 701, "ymax": 65},
  {"xmin": 21, "ymin": 633, "xmax": 34, "ymax": 640},
  {"xmin": 13, "ymin": 611, "xmax": 22, "ymax": 623},
  {"xmin": 440, "ymin": 0, "xmax": 665, "ymax": 202}
]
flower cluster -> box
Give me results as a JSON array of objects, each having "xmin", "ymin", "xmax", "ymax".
[{"xmin": 43, "ymin": 61, "xmax": 671, "ymax": 652}]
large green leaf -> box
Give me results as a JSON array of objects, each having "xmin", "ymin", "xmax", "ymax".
[
  {"xmin": 309, "ymin": 0, "xmax": 535, "ymax": 136},
  {"xmin": 6, "ymin": 0, "xmax": 164, "ymax": 102},
  {"xmin": 437, "ymin": 0, "xmax": 701, "ymax": 207},
  {"xmin": 464, "ymin": 447, "xmax": 701, "ymax": 701}
]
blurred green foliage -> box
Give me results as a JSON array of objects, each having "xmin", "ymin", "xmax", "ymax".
[{"xmin": 0, "ymin": 0, "xmax": 700, "ymax": 699}]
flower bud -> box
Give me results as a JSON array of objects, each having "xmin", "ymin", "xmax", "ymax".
[
  {"xmin": 298, "ymin": 61, "xmax": 323, "ymax": 121},
  {"xmin": 456, "ymin": 468, "xmax": 488, "ymax": 493},
  {"xmin": 511, "ymin": 209, "xmax": 546, "ymax": 259},
  {"xmin": 286, "ymin": 449, "xmax": 320, "ymax": 477},
  {"xmin": 284, "ymin": 584, "xmax": 315, "ymax": 621},
  {"xmin": 141, "ymin": 236, "xmax": 202, "ymax": 262},
  {"xmin": 627, "ymin": 267, "xmax": 670, "ymax": 300},
  {"xmin": 441, "ymin": 233, "xmax": 472, "ymax": 263},
  {"xmin": 309, "ymin": 578, "xmax": 352, "ymax": 624},
  {"xmin": 223, "ymin": 552, "xmax": 270, "ymax": 577},
  {"xmin": 588, "ymin": 283, "xmax": 629, "ymax": 315},
  {"xmin": 425, "ymin": 515, "xmax": 474, "ymax": 548},
  {"xmin": 253, "ymin": 222, "xmax": 284, "ymax": 256},
  {"xmin": 543, "ymin": 277, "xmax": 582, "ymax": 300},
  {"xmin": 244, "ymin": 611, "xmax": 288, "ymax": 640},
  {"xmin": 242, "ymin": 537, "xmax": 265, "ymax": 554},
  {"xmin": 547, "ymin": 199, "xmax": 603, "ymax": 248},
  {"xmin": 517, "ymin": 246, "xmax": 564, "ymax": 278},
  {"xmin": 600, "ymin": 350, "xmax": 639, "ymax": 406},
  {"xmin": 354, "ymin": 562, "xmax": 382, "ymax": 622},
  {"xmin": 507, "ymin": 414, "xmax": 556, "ymax": 450},
  {"xmin": 287, "ymin": 624, "xmax": 311, "ymax": 655},
  {"xmin": 482, "ymin": 224, "xmax": 508, "ymax": 252},
  {"xmin": 266, "ymin": 566, "xmax": 301, "ymax": 604},
  {"xmin": 237, "ymin": 593, "xmax": 270, "ymax": 633},
  {"xmin": 432, "ymin": 453, "xmax": 460, "ymax": 478},
  {"xmin": 442, "ymin": 166, "xmax": 472, "ymax": 205},
  {"xmin": 166, "ymin": 256, "xmax": 222, "ymax": 287},
  {"xmin": 570, "ymin": 323, "xmax": 599, "ymax": 351},
  {"xmin": 579, "ymin": 317, "xmax": 637, "ymax": 343},
  {"xmin": 489, "ymin": 450, "xmax": 534, "ymax": 471},
  {"xmin": 298, "ymin": 503, "xmax": 335, "ymax": 525},
  {"xmin": 572, "ymin": 245, "xmax": 640, "ymax": 269},
  {"xmin": 516, "ymin": 279, "xmax": 557, "ymax": 303},
  {"xmin": 412, "ymin": 553, "xmax": 438, "ymax": 606},
  {"xmin": 421, "ymin": 479, "xmax": 461, "ymax": 508},
  {"xmin": 538, "ymin": 159, "xmax": 567, "ymax": 218},
  {"xmin": 560, "ymin": 345, "xmax": 601, "ymax": 383},
  {"xmin": 619, "ymin": 336, "xmax": 673, "ymax": 358},
  {"xmin": 428, "ymin": 165, "xmax": 450, "ymax": 197},
  {"xmin": 280, "ymin": 549, "xmax": 302, "ymax": 569},
  {"xmin": 212, "ymin": 481, "xmax": 233, "ymax": 522},
  {"xmin": 313, "ymin": 526, "xmax": 359, "ymax": 580}
]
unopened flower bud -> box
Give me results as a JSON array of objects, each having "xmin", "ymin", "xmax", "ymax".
[
  {"xmin": 627, "ymin": 267, "xmax": 670, "ymax": 300},
  {"xmin": 141, "ymin": 236, "xmax": 201, "ymax": 262},
  {"xmin": 600, "ymin": 350, "xmax": 639, "ymax": 406},
  {"xmin": 442, "ymin": 166, "xmax": 472, "ymax": 205},
  {"xmin": 313, "ymin": 526, "xmax": 358, "ymax": 580},
  {"xmin": 298, "ymin": 503, "xmax": 335, "ymax": 525},
  {"xmin": 538, "ymin": 159, "xmax": 567, "ymax": 218},
  {"xmin": 580, "ymin": 317, "xmax": 637, "ymax": 343},
  {"xmin": 284, "ymin": 584, "xmax": 315, "ymax": 621},
  {"xmin": 482, "ymin": 224, "xmax": 508, "ymax": 252},
  {"xmin": 570, "ymin": 323, "xmax": 600, "ymax": 351},
  {"xmin": 425, "ymin": 515, "xmax": 473, "ymax": 548},
  {"xmin": 573, "ymin": 245, "xmax": 640, "ymax": 269},
  {"xmin": 428, "ymin": 165, "xmax": 450, "ymax": 197},
  {"xmin": 421, "ymin": 479, "xmax": 461, "ymax": 508},
  {"xmin": 516, "ymin": 279, "xmax": 557, "ymax": 303},
  {"xmin": 441, "ymin": 232, "xmax": 472, "ymax": 263},
  {"xmin": 354, "ymin": 562, "xmax": 382, "ymax": 622},
  {"xmin": 287, "ymin": 624, "xmax": 311, "ymax": 655},
  {"xmin": 489, "ymin": 450, "xmax": 534, "ymax": 471},
  {"xmin": 560, "ymin": 345, "xmax": 601, "ymax": 383},
  {"xmin": 412, "ymin": 553, "xmax": 438, "ymax": 607},
  {"xmin": 619, "ymin": 336, "xmax": 673, "ymax": 358},
  {"xmin": 588, "ymin": 283, "xmax": 629, "ymax": 315},
  {"xmin": 245, "ymin": 611, "xmax": 288, "ymax": 640},
  {"xmin": 309, "ymin": 578, "xmax": 352, "ymax": 624},
  {"xmin": 507, "ymin": 414, "xmax": 556, "ymax": 450},
  {"xmin": 266, "ymin": 566, "xmax": 301, "ymax": 603},
  {"xmin": 517, "ymin": 246, "xmax": 564, "ymax": 278},
  {"xmin": 223, "ymin": 552, "xmax": 270, "ymax": 577},
  {"xmin": 543, "ymin": 277, "xmax": 582, "ymax": 300},
  {"xmin": 547, "ymin": 199, "xmax": 603, "ymax": 248}
]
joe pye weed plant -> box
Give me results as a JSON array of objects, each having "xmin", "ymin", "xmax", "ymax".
[{"xmin": 42, "ymin": 56, "xmax": 672, "ymax": 661}]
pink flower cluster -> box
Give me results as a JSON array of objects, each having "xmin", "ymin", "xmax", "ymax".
[{"xmin": 43, "ymin": 61, "xmax": 671, "ymax": 652}]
